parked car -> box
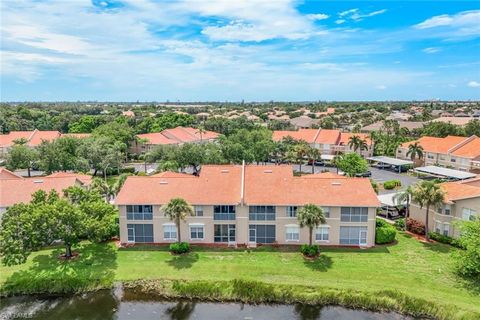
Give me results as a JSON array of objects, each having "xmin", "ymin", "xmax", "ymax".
[
  {"xmin": 391, "ymin": 165, "xmax": 409, "ymax": 173},
  {"xmin": 308, "ymin": 159, "xmax": 325, "ymax": 166},
  {"xmin": 355, "ymin": 171, "xmax": 372, "ymax": 177},
  {"xmin": 374, "ymin": 163, "xmax": 392, "ymax": 169}
]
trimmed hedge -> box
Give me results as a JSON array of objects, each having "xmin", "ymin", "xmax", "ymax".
[
  {"xmin": 300, "ymin": 244, "xmax": 320, "ymax": 257},
  {"xmin": 428, "ymin": 232, "xmax": 461, "ymax": 248},
  {"xmin": 383, "ymin": 179, "xmax": 402, "ymax": 190},
  {"xmin": 375, "ymin": 219, "xmax": 397, "ymax": 244},
  {"xmin": 169, "ymin": 242, "xmax": 190, "ymax": 254}
]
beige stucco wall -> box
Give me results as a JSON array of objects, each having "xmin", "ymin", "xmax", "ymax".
[
  {"xmin": 396, "ymin": 147, "xmax": 473, "ymax": 172},
  {"xmin": 119, "ymin": 204, "xmax": 377, "ymax": 247}
]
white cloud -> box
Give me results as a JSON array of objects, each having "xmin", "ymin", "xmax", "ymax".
[
  {"xmin": 422, "ymin": 47, "xmax": 441, "ymax": 54},
  {"xmin": 375, "ymin": 85, "xmax": 387, "ymax": 90},
  {"xmin": 468, "ymin": 81, "xmax": 480, "ymax": 88},
  {"xmin": 415, "ymin": 10, "xmax": 480, "ymax": 38},
  {"xmin": 306, "ymin": 13, "xmax": 329, "ymax": 21},
  {"xmin": 338, "ymin": 8, "xmax": 386, "ymax": 22},
  {"xmin": 335, "ymin": 19, "xmax": 346, "ymax": 25},
  {"xmin": 339, "ymin": 9, "xmax": 359, "ymax": 17}
]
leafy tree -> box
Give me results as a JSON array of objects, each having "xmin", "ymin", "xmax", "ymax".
[
  {"xmin": 77, "ymin": 137, "xmax": 123, "ymax": 176},
  {"xmin": 297, "ymin": 204, "xmax": 326, "ymax": 245},
  {"xmin": 454, "ymin": 218, "xmax": 480, "ymax": 279},
  {"xmin": 411, "ymin": 181, "xmax": 445, "ymax": 241},
  {"xmin": 348, "ymin": 135, "xmax": 368, "ymax": 152},
  {"xmin": 465, "ymin": 119, "xmax": 480, "ymax": 137},
  {"xmin": 421, "ymin": 122, "xmax": 463, "ymax": 138},
  {"xmin": 149, "ymin": 113, "xmax": 195, "ymax": 133},
  {"xmin": 6, "ymin": 143, "xmax": 38, "ymax": 177},
  {"xmin": 334, "ymin": 153, "xmax": 368, "ymax": 177},
  {"xmin": 406, "ymin": 142, "xmax": 424, "ymax": 167},
  {"xmin": 92, "ymin": 122, "xmax": 135, "ymax": 152},
  {"xmin": 68, "ymin": 115, "xmax": 99, "ymax": 133},
  {"xmin": 162, "ymin": 198, "xmax": 194, "ymax": 243}
]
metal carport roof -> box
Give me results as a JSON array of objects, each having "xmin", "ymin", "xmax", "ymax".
[{"xmin": 413, "ymin": 166, "xmax": 477, "ymax": 180}]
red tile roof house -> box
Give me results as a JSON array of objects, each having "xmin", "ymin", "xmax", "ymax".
[
  {"xmin": 130, "ymin": 126, "xmax": 220, "ymax": 154},
  {"xmin": 0, "ymin": 129, "xmax": 91, "ymax": 158},
  {"xmin": 397, "ymin": 135, "xmax": 480, "ymax": 173},
  {"xmin": 0, "ymin": 168, "xmax": 90, "ymax": 217},
  {"xmin": 115, "ymin": 164, "xmax": 380, "ymax": 247},
  {"xmin": 272, "ymin": 129, "xmax": 373, "ymax": 157}
]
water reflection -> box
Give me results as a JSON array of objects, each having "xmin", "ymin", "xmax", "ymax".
[{"xmin": 0, "ymin": 288, "xmax": 413, "ymax": 320}]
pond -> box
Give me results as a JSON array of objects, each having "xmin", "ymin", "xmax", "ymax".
[{"xmin": 0, "ymin": 287, "xmax": 414, "ymax": 320}]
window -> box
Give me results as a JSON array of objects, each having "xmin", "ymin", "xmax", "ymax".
[
  {"xmin": 213, "ymin": 205, "xmax": 236, "ymax": 220},
  {"xmin": 249, "ymin": 206, "xmax": 276, "ymax": 220},
  {"xmin": 321, "ymin": 207, "xmax": 330, "ymax": 218},
  {"xmin": 339, "ymin": 226, "xmax": 367, "ymax": 245},
  {"xmin": 163, "ymin": 224, "xmax": 177, "ymax": 240},
  {"xmin": 340, "ymin": 207, "xmax": 368, "ymax": 222},
  {"xmin": 127, "ymin": 205, "xmax": 153, "ymax": 220},
  {"xmin": 436, "ymin": 207, "xmax": 443, "ymax": 214},
  {"xmin": 214, "ymin": 224, "xmax": 236, "ymax": 242},
  {"xmin": 316, "ymin": 226, "xmax": 329, "ymax": 241},
  {"xmin": 427, "ymin": 154, "xmax": 434, "ymax": 159},
  {"xmin": 190, "ymin": 225, "xmax": 204, "ymax": 240},
  {"xmin": 462, "ymin": 208, "xmax": 476, "ymax": 221},
  {"xmin": 444, "ymin": 205, "xmax": 451, "ymax": 215},
  {"xmin": 127, "ymin": 224, "xmax": 153, "ymax": 243},
  {"xmin": 194, "ymin": 206, "xmax": 204, "ymax": 217},
  {"xmin": 443, "ymin": 224, "xmax": 450, "ymax": 237},
  {"xmin": 249, "ymin": 225, "xmax": 276, "ymax": 244},
  {"xmin": 451, "ymin": 158, "xmax": 456, "ymax": 163},
  {"xmin": 285, "ymin": 226, "xmax": 299, "ymax": 241},
  {"xmin": 435, "ymin": 221, "xmax": 441, "ymax": 234},
  {"xmin": 287, "ymin": 206, "xmax": 298, "ymax": 217}
]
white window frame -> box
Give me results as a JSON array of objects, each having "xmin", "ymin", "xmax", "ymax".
[
  {"xmin": 163, "ymin": 223, "xmax": 177, "ymax": 241},
  {"xmin": 189, "ymin": 223, "xmax": 205, "ymax": 241},
  {"xmin": 287, "ymin": 206, "xmax": 298, "ymax": 217},
  {"xmin": 321, "ymin": 206, "xmax": 330, "ymax": 218},
  {"xmin": 435, "ymin": 221, "xmax": 442, "ymax": 234},
  {"xmin": 194, "ymin": 205, "xmax": 204, "ymax": 217},
  {"xmin": 462, "ymin": 208, "xmax": 476, "ymax": 221},
  {"xmin": 443, "ymin": 223, "xmax": 450, "ymax": 237},
  {"xmin": 285, "ymin": 224, "xmax": 299, "ymax": 242},
  {"xmin": 315, "ymin": 225, "xmax": 330, "ymax": 242}
]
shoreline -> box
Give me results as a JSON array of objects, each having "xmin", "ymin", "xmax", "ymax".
[{"xmin": 2, "ymin": 278, "xmax": 478, "ymax": 320}]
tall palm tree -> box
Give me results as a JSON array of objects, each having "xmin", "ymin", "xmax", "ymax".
[
  {"xmin": 406, "ymin": 142, "xmax": 424, "ymax": 168},
  {"xmin": 348, "ymin": 135, "xmax": 368, "ymax": 153},
  {"xmin": 307, "ymin": 146, "xmax": 320, "ymax": 174},
  {"xmin": 196, "ymin": 125, "xmax": 207, "ymax": 142},
  {"xmin": 162, "ymin": 198, "xmax": 194, "ymax": 243},
  {"xmin": 297, "ymin": 204, "xmax": 326, "ymax": 245},
  {"xmin": 411, "ymin": 181, "xmax": 445, "ymax": 241},
  {"xmin": 393, "ymin": 186, "xmax": 414, "ymax": 231},
  {"xmin": 294, "ymin": 142, "xmax": 310, "ymax": 173}
]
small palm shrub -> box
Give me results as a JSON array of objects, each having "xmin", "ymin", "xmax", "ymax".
[
  {"xmin": 300, "ymin": 244, "xmax": 320, "ymax": 258},
  {"xmin": 169, "ymin": 242, "xmax": 190, "ymax": 254}
]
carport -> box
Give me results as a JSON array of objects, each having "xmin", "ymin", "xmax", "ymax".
[
  {"xmin": 413, "ymin": 166, "xmax": 477, "ymax": 181},
  {"xmin": 367, "ymin": 156, "xmax": 413, "ymax": 173},
  {"xmin": 377, "ymin": 192, "xmax": 406, "ymax": 220}
]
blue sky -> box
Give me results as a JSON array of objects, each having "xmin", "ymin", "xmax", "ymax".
[{"xmin": 1, "ymin": 0, "xmax": 479, "ymax": 101}]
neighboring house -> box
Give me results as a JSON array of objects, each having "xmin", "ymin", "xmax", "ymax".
[
  {"xmin": 360, "ymin": 121, "xmax": 425, "ymax": 133},
  {"xmin": 0, "ymin": 130, "xmax": 90, "ymax": 158},
  {"xmin": 397, "ymin": 135, "xmax": 480, "ymax": 173},
  {"xmin": 130, "ymin": 126, "xmax": 219, "ymax": 154},
  {"xmin": 409, "ymin": 177, "xmax": 480, "ymax": 238},
  {"xmin": 115, "ymin": 164, "xmax": 380, "ymax": 247},
  {"xmin": 272, "ymin": 128, "xmax": 373, "ymax": 157},
  {"xmin": 0, "ymin": 168, "xmax": 88, "ymax": 216},
  {"xmin": 430, "ymin": 117, "xmax": 475, "ymax": 126},
  {"xmin": 289, "ymin": 115, "xmax": 320, "ymax": 129}
]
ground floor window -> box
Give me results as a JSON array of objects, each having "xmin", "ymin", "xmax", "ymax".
[
  {"xmin": 249, "ymin": 224, "xmax": 276, "ymax": 244},
  {"xmin": 316, "ymin": 226, "xmax": 329, "ymax": 241},
  {"xmin": 285, "ymin": 225, "xmax": 299, "ymax": 241},
  {"xmin": 127, "ymin": 224, "xmax": 153, "ymax": 243},
  {"xmin": 190, "ymin": 225, "xmax": 204, "ymax": 240},
  {"xmin": 435, "ymin": 221, "xmax": 442, "ymax": 234},
  {"xmin": 443, "ymin": 223, "xmax": 450, "ymax": 237},
  {"xmin": 214, "ymin": 224, "xmax": 236, "ymax": 242},
  {"xmin": 339, "ymin": 226, "xmax": 367, "ymax": 245},
  {"xmin": 163, "ymin": 224, "xmax": 177, "ymax": 240}
]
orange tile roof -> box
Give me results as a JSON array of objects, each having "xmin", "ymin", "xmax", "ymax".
[
  {"xmin": 137, "ymin": 127, "xmax": 219, "ymax": 145},
  {"xmin": 115, "ymin": 165, "xmax": 380, "ymax": 207},
  {"xmin": 272, "ymin": 129, "xmax": 318, "ymax": 143},
  {"xmin": 441, "ymin": 181, "xmax": 480, "ymax": 203},
  {"xmin": 0, "ymin": 168, "xmax": 23, "ymax": 180},
  {"xmin": 338, "ymin": 133, "xmax": 372, "ymax": 146},
  {"xmin": 150, "ymin": 171, "xmax": 192, "ymax": 178},
  {"xmin": 451, "ymin": 137, "xmax": 480, "ymax": 159},
  {"xmin": 0, "ymin": 130, "xmax": 62, "ymax": 147},
  {"xmin": 46, "ymin": 172, "xmax": 93, "ymax": 185},
  {"xmin": 400, "ymin": 135, "xmax": 468, "ymax": 154},
  {"xmin": 0, "ymin": 177, "xmax": 82, "ymax": 207},
  {"xmin": 314, "ymin": 129, "xmax": 341, "ymax": 144}
]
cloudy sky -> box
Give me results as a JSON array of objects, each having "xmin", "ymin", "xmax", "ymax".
[{"xmin": 1, "ymin": 0, "xmax": 479, "ymax": 101}]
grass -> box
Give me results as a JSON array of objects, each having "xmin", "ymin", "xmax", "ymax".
[{"xmin": 0, "ymin": 233, "xmax": 478, "ymax": 319}]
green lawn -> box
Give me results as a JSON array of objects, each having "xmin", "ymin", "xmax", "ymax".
[{"xmin": 1, "ymin": 233, "xmax": 478, "ymax": 316}]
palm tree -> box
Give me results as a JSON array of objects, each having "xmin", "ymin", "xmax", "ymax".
[
  {"xmin": 294, "ymin": 142, "xmax": 310, "ymax": 173},
  {"xmin": 411, "ymin": 181, "xmax": 445, "ymax": 241},
  {"xmin": 162, "ymin": 198, "xmax": 194, "ymax": 243},
  {"xmin": 196, "ymin": 125, "xmax": 207, "ymax": 142},
  {"xmin": 406, "ymin": 142, "xmax": 424, "ymax": 167},
  {"xmin": 348, "ymin": 135, "xmax": 368, "ymax": 153},
  {"xmin": 297, "ymin": 204, "xmax": 326, "ymax": 245},
  {"xmin": 306, "ymin": 147, "xmax": 320, "ymax": 174},
  {"xmin": 393, "ymin": 186, "xmax": 414, "ymax": 231}
]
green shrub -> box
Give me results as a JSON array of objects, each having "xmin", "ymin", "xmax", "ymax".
[
  {"xmin": 406, "ymin": 218, "xmax": 425, "ymax": 235},
  {"xmin": 120, "ymin": 167, "xmax": 136, "ymax": 174},
  {"xmin": 428, "ymin": 232, "xmax": 460, "ymax": 248},
  {"xmin": 376, "ymin": 226, "xmax": 397, "ymax": 244},
  {"xmin": 169, "ymin": 242, "xmax": 190, "ymax": 254},
  {"xmin": 300, "ymin": 244, "xmax": 320, "ymax": 257},
  {"xmin": 383, "ymin": 180, "xmax": 401, "ymax": 190},
  {"xmin": 394, "ymin": 218, "xmax": 405, "ymax": 230}
]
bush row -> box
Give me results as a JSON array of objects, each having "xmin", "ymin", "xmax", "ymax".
[
  {"xmin": 375, "ymin": 219, "xmax": 396, "ymax": 244},
  {"xmin": 383, "ymin": 179, "xmax": 402, "ymax": 190}
]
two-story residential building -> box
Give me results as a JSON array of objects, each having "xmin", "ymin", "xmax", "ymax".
[
  {"xmin": 115, "ymin": 164, "xmax": 380, "ymax": 247},
  {"xmin": 129, "ymin": 126, "xmax": 219, "ymax": 154},
  {"xmin": 397, "ymin": 135, "xmax": 480, "ymax": 173},
  {"xmin": 409, "ymin": 177, "xmax": 480, "ymax": 238},
  {"xmin": 272, "ymin": 129, "xmax": 373, "ymax": 157}
]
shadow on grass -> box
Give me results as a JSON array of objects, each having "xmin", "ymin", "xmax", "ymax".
[
  {"xmin": 303, "ymin": 255, "xmax": 333, "ymax": 272},
  {"xmin": 420, "ymin": 241, "xmax": 453, "ymax": 254},
  {"xmin": 166, "ymin": 253, "xmax": 199, "ymax": 270},
  {"xmin": 1, "ymin": 242, "xmax": 118, "ymax": 295}
]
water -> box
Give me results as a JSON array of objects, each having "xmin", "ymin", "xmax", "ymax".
[{"xmin": 0, "ymin": 288, "xmax": 413, "ymax": 320}]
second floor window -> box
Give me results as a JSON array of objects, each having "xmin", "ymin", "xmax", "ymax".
[
  {"xmin": 127, "ymin": 205, "xmax": 153, "ymax": 220},
  {"xmin": 214, "ymin": 205, "xmax": 236, "ymax": 220},
  {"xmin": 340, "ymin": 207, "xmax": 368, "ymax": 222},
  {"xmin": 194, "ymin": 206, "xmax": 204, "ymax": 216},
  {"xmin": 249, "ymin": 206, "xmax": 276, "ymax": 220},
  {"xmin": 287, "ymin": 206, "xmax": 297, "ymax": 217}
]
